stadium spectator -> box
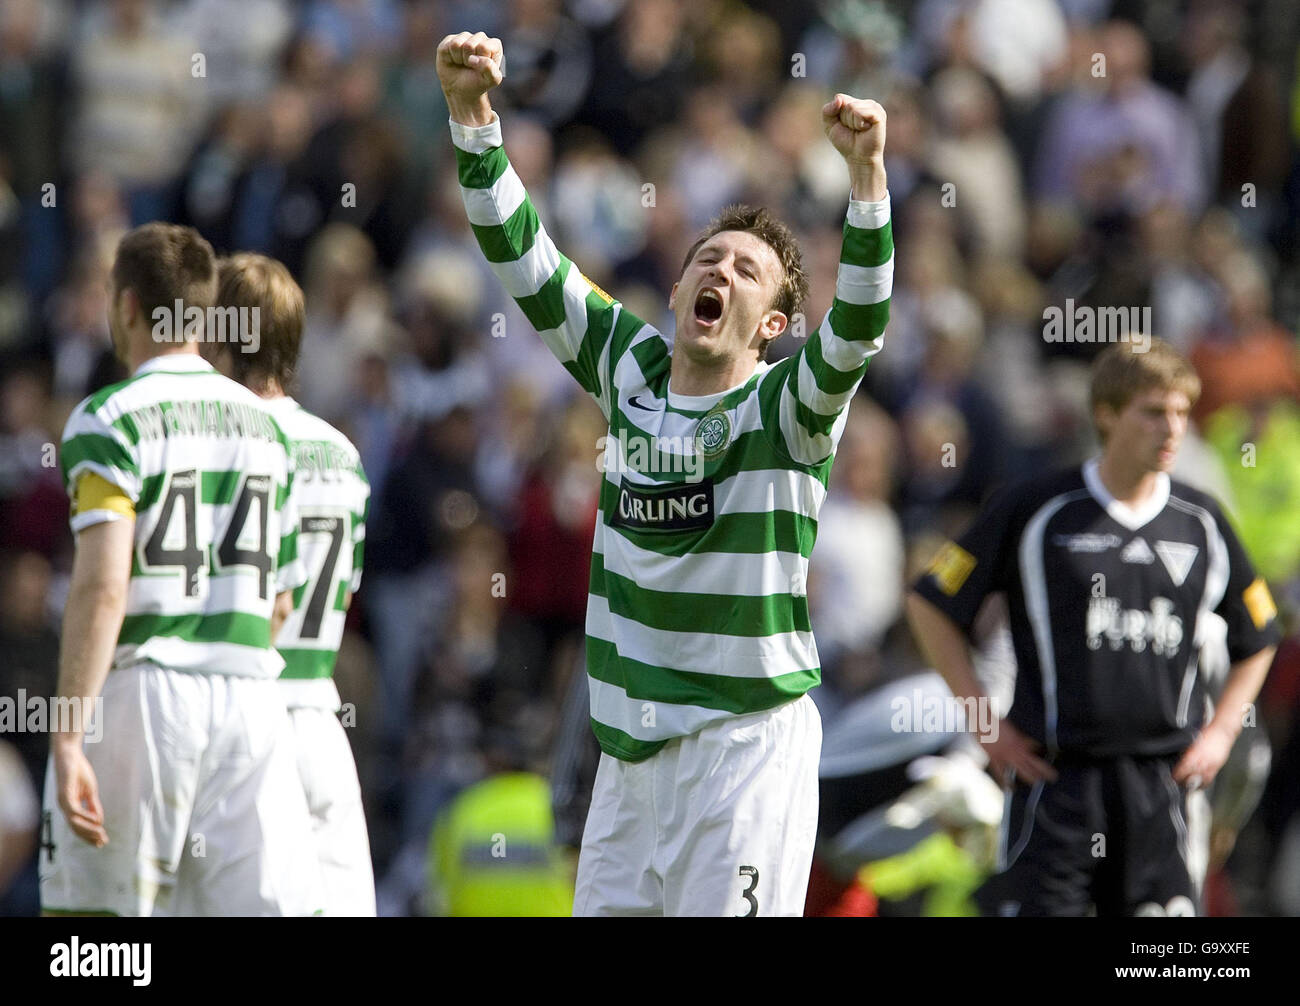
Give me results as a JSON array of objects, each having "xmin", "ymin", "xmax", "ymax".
[
  {"xmin": 809, "ymin": 400, "xmax": 905, "ymax": 715},
  {"xmin": 66, "ymin": 0, "xmax": 203, "ymax": 224},
  {"xmin": 1183, "ymin": 1, "xmax": 1289, "ymax": 239},
  {"xmin": 1035, "ymin": 20, "xmax": 1205, "ymax": 215},
  {"xmin": 927, "ymin": 67, "xmax": 1027, "ymax": 261},
  {"xmin": 296, "ymin": 223, "xmax": 392, "ymax": 422}
]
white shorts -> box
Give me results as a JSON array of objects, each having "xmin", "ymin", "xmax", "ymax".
[
  {"xmin": 574, "ymin": 693, "xmax": 821, "ymax": 917},
  {"xmin": 40, "ymin": 665, "xmax": 323, "ymax": 917},
  {"xmin": 287, "ymin": 705, "xmax": 375, "ymax": 916}
]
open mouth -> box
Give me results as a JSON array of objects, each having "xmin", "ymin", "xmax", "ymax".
[{"xmin": 693, "ymin": 289, "xmax": 723, "ymax": 325}]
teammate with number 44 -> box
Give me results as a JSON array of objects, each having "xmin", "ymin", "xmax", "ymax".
[
  {"xmin": 439, "ymin": 32, "xmax": 894, "ymax": 916},
  {"xmin": 42, "ymin": 224, "xmax": 322, "ymax": 916},
  {"xmin": 209, "ymin": 253, "xmax": 375, "ymax": 916}
]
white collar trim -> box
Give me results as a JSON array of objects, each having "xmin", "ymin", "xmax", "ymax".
[
  {"xmin": 134, "ymin": 353, "xmax": 213, "ymax": 376},
  {"xmin": 1083, "ymin": 457, "xmax": 1169, "ymax": 531},
  {"xmin": 666, "ymin": 363, "xmax": 766, "ymax": 411}
]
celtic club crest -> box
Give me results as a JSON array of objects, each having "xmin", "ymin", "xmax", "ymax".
[{"xmin": 695, "ymin": 410, "xmax": 732, "ymax": 459}]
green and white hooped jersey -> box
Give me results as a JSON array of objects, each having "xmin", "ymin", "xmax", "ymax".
[
  {"xmin": 60, "ymin": 354, "xmax": 304, "ymax": 678},
  {"xmin": 264, "ymin": 397, "xmax": 369, "ymax": 711},
  {"xmin": 452, "ymin": 115, "xmax": 893, "ymax": 761}
]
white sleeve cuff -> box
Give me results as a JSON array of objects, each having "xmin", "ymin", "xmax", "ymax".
[
  {"xmin": 448, "ymin": 113, "xmax": 502, "ymax": 154},
  {"xmin": 847, "ymin": 192, "xmax": 891, "ymax": 230},
  {"xmin": 70, "ymin": 509, "xmax": 129, "ymax": 534}
]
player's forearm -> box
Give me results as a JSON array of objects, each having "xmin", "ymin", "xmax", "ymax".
[
  {"xmin": 906, "ymin": 592, "xmax": 988, "ymax": 713},
  {"xmin": 1208, "ymin": 645, "xmax": 1276, "ymax": 742},
  {"xmin": 828, "ymin": 190, "xmax": 892, "ymax": 344},
  {"xmin": 776, "ymin": 186, "xmax": 892, "ymax": 463},
  {"xmin": 55, "ymin": 571, "xmax": 126, "ymax": 748},
  {"xmin": 449, "ymin": 114, "xmax": 615, "ymax": 404},
  {"xmin": 446, "ymin": 92, "xmax": 494, "ymax": 128},
  {"xmin": 848, "ymin": 155, "xmax": 887, "ymax": 204},
  {"xmin": 54, "ymin": 521, "xmax": 133, "ymax": 747},
  {"xmin": 448, "ymin": 118, "xmax": 567, "ymax": 323}
]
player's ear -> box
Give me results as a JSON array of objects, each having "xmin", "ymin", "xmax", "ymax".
[
  {"xmin": 131, "ymin": 288, "xmax": 154, "ymax": 334},
  {"xmin": 764, "ymin": 310, "xmax": 788, "ymax": 340},
  {"xmin": 669, "ymin": 281, "xmax": 678, "ymax": 311},
  {"xmin": 1093, "ymin": 402, "xmax": 1115, "ymax": 443},
  {"xmin": 119, "ymin": 286, "xmax": 139, "ymax": 327}
]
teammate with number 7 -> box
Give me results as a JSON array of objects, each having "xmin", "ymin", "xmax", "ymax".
[
  {"xmin": 42, "ymin": 224, "xmax": 322, "ymax": 915},
  {"xmin": 208, "ymin": 253, "xmax": 375, "ymax": 916}
]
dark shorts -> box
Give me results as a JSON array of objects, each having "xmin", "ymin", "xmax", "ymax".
[{"xmin": 977, "ymin": 754, "xmax": 1197, "ymax": 917}]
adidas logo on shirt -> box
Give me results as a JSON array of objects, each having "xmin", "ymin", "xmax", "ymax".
[{"xmin": 1121, "ymin": 537, "xmax": 1155, "ymax": 564}]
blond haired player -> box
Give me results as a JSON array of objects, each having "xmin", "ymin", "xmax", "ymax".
[
  {"xmin": 210, "ymin": 253, "xmax": 375, "ymax": 916},
  {"xmin": 909, "ymin": 339, "xmax": 1278, "ymax": 916}
]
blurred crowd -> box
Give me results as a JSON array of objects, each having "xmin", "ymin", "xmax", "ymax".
[{"xmin": 1, "ymin": 0, "xmax": 1299, "ymax": 915}]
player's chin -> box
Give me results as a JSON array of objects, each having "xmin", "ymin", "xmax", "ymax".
[{"xmin": 676, "ymin": 322, "xmax": 725, "ymax": 354}]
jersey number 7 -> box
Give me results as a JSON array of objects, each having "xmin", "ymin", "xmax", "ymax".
[{"xmin": 297, "ymin": 513, "xmax": 346, "ymax": 639}]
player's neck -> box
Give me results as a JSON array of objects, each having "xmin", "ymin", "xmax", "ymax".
[
  {"xmin": 1095, "ymin": 452, "xmax": 1162, "ymax": 506},
  {"xmin": 247, "ymin": 375, "xmax": 286, "ymax": 399},
  {"xmin": 668, "ymin": 353, "xmax": 758, "ymax": 398},
  {"xmin": 128, "ymin": 340, "xmax": 200, "ymax": 374}
]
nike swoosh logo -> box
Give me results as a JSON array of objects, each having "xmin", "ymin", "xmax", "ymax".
[{"xmin": 627, "ymin": 394, "xmax": 658, "ymax": 411}]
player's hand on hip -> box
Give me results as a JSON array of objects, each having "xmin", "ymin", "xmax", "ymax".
[
  {"xmin": 1173, "ymin": 721, "xmax": 1234, "ymax": 789},
  {"xmin": 822, "ymin": 94, "xmax": 886, "ymax": 165},
  {"xmin": 984, "ymin": 719, "xmax": 1058, "ymax": 787},
  {"xmin": 52, "ymin": 738, "xmax": 108, "ymax": 847},
  {"xmin": 437, "ymin": 31, "xmax": 505, "ymax": 105}
]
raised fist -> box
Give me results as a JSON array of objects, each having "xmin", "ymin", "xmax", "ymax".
[
  {"xmin": 437, "ymin": 31, "xmax": 504, "ymax": 123},
  {"xmin": 822, "ymin": 94, "xmax": 887, "ymax": 165}
]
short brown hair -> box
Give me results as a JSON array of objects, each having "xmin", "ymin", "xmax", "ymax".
[
  {"xmin": 111, "ymin": 223, "xmax": 217, "ymax": 333},
  {"xmin": 679, "ymin": 205, "xmax": 808, "ymax": 360},
  {"xmin": 1090, "ymin": 338, "xmax": 1201, "ymax": 440},
  {"xmin": 216, "ymin": 253, "xmax": 305, "ymax": 387}
]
